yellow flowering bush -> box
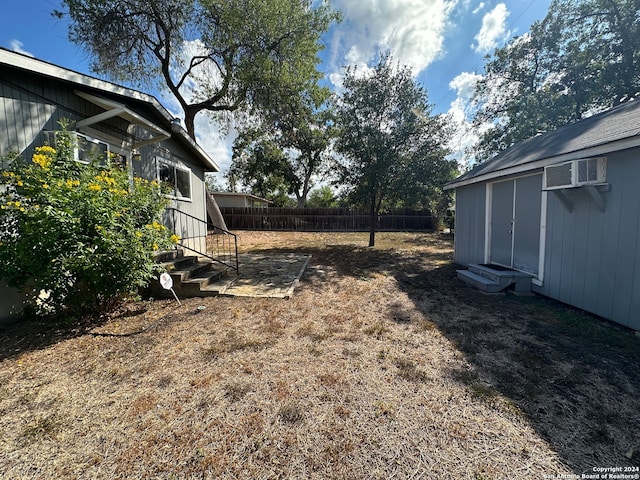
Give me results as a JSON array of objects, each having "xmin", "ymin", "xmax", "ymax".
[
  {"xmin": 31, "ymin": 146, "xmax": 54, "ymax": 170},
  {"xmin": 0, "ymin": 125, "xmax": 178, "ymax": 318}
]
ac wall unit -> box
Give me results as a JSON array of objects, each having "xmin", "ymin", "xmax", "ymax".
[
  {"xmin": 43, "ymin": 131, "xmax": 110, "ymax": 165},
  {"xmin": 543, "ymin": 157, "xmax": 606, "ymax": 190}
]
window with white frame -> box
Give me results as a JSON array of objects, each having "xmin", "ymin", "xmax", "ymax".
[
  {"xmin": 43, "ymin": 131, "xmax": 110, "ymax": 165},
  {"xmin": 157, "ymin": 157, "xmax": 192, "ymax": 200}
]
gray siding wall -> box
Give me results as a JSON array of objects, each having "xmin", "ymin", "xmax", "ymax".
[
  {"xmin": 1, "ymin": 72, "xmax": 77, "ymax": 159},
  {"xmin": 453, "ymin": 182, "xmax": 486, "ymax": 266},
  {"xmin": 135, "ymin": 140, "xmax": 207, "ymax": 224},
  {"xmin": 0, "ymin": 281, "xmax": 27, "ymax": 324},
  {"xmin": 214, "ymin": 196, "xmax": 252, "ymax": 208},
  {"xmin": 1, "ymin": 69, "xmax": 131, "ymax": 160},
  {"xmin": 535, "ymin": 148, "xmax": 640, "ymax": 330},
  {"xmin": 147, "ymin": 144, "xmax": 208, "ymax": 255},
  {"xmin": 215, "ymin": 197, "xmax": 244, "ymax": 208}
]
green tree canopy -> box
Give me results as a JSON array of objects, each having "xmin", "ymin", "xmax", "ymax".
[
  {"xmin": 226, "ymin": 129, "xmax": 292, "ymax": 203},
  {"xmin": 472, "ymin": 0, "xmax": 640, "ymax": 162},
  {"xmin": 334, "ymin": 54, "xmax": 456, "ymax": 246},
  {"xmin": 59, "ymin": 0, "xmax": 339, "ymax": 138},
  {"xmin": 204, "ymin": 173, "xmax": 227, "ymax": 192},
  {"xmin": 307, "ymin": 185, "xmax": 338, "ymax": 208},
  {"xmin": 228, "ymin": 89, "xmax": 335, "ymax": 207}
]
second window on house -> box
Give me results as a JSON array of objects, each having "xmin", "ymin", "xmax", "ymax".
[{"xmin": 157, "ymin": 157, "xmax": 192, "ymax": 200}]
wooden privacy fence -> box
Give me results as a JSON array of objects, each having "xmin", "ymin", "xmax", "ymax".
[{"xmin": 219, "ymin": 207, "xmax": 435, "ymax": 231}]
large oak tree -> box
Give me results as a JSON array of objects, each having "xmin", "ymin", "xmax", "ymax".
[{"xmin": 59, "ymin": 0, "xmax": 339, "ymax": 138}]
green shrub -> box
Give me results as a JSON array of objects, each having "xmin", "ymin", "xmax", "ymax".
[{"xmin": 0, "ymin": 128, "xmax": 177, "ymax": 317}]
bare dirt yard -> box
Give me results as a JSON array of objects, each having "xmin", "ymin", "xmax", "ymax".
[{"xmin": 1, "ymin": 231, "xmax": 639, "ymax": 479}]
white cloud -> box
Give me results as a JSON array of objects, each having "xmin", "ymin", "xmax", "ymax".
[
  {"xmin": 446, "ymin": 72, "xmax": 483, "ymax": 167},
  {"xmin": 449, "ymin": 72, "xmax": 482, "ymax": 104},
  {"xmin": 448, "ymin": 71, "xmax": 482, "ymax": 130},
  {"xmin": 9, "ymin": 39, "xmax": 33, "ymax": 57},
  {"xmin": 472, "ymin": 2, "xmax": 485, "ymax": 15},
  {"xmin": 195, "ymin": 118, "xmax": 236, "ymax": 177},
  {"xmin": 472, "ymin": 3, "xmax": 511, "ymax": 54},
  {"xmin": 326, "ymin": 0, "xmax": 457, "ymax": 87}
]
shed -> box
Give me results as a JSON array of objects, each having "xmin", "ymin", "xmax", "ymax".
[
  {"xmin": 0, "ymin": 48, "xmax": 221, "ymax": 321},
  {"xmin": 445, "ymin": 99, "xmax": 640, "ymax": 331},
  {"xmin": 212, "ymin": 192, "xmax": 272, "ymax": 208}
]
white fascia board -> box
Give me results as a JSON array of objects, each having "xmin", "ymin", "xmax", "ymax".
[
  {"xmin": 171, "ymin": 123, "xmax": 220, "ymax": 172},
  {"xmin": 444, "ymin": 136, "xmax": 640, "ymax": 190}
]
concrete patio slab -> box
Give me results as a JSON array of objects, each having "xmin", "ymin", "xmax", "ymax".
[{"xmin": 205, "ymin": 253, "xmax": 311, "ymax": 298}]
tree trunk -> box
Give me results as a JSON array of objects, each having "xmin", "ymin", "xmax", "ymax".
[
  {"xmin": 184, "ymin": 110, "xmax": 197, "ymax": 140},
  {"xmin": 369, "ymin": 205, "xmax": 377, "ymax": 247}
]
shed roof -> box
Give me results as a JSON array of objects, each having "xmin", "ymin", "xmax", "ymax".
[
  {"xmin": 0, "ymin": 47, "xmax": 218, "ymax": 172},
  {"xmin": 445, "ymin": 99, "xmax": 640, "ymax": 189}
]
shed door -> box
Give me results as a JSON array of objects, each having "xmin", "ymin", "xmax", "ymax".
[
  {"xmin": 490, "ymin": 180, "xmax": 514, "ymax": 267},
  {"xmin": 489, "ymin": 175, "xmax": 542, "ymax": 275}
]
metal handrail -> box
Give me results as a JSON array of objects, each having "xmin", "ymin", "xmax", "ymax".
[{"xmin": 165, "ymin": 207, "xmax": 239, "ymax": 274}]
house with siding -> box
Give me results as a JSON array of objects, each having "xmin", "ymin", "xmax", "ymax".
[
  {"xmin": 446, "ymin": 99, "xmax": 640, "ymax": 331},
  {"xmin": 0, "ymin": 48, "xmax": 221, "ymax": 321}
]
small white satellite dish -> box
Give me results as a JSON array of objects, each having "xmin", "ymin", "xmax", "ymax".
[{"xmin": 159, "ymin": 272, "xmax": 181, "ymax": 305}]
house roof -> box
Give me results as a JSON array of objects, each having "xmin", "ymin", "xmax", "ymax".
[
  {"xmin": 445, "ymin": 99, "xmax": 640, "ymax": 189},
  {"xmin": 0, "ymin": 47, "xmax": 218, "ymax": 172}
]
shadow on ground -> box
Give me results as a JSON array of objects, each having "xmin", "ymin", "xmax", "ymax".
[
  {"xmin": 251, "ymin": 241, "xmax": 640, "ymax": 473},
  {"xmin": 0, "ymin": 314, "xmax": 107, "ymax": 362},
  {"xmin": 0, "ymin": 301, "xmax": 172, "ymax": 362},
  {"xmin": 2, "ymin": 236, "xmax": 639, "ymax": 474},
  {"xmin": 394, "ymin": 261, "xmax": 640, "ymax": 473}
]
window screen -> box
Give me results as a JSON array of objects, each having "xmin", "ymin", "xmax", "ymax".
[
  {"xmin": 77, "ymin": 135, "xmax": 109, "ymax": 165},
  {"xmin": 175, "ymin": 169, "xmax": 191, "ymax": 199},
  {"xmin": 158, "ymin": 158, "xmax": 191, "ymax": 200}
]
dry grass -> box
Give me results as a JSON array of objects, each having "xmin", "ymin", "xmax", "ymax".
[{"xmin": 1, "ymin": 231, "xmax": 639, "ymax": 479}]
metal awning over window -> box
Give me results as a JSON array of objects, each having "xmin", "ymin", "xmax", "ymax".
[{"xmin": 74, "ymin": 90, "xmax": 171, "ymax": 149}]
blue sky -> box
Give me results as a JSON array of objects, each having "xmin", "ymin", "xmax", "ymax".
[{"xmin": 0, "ymin": 0, "xmax": 552, "ymax": 174}]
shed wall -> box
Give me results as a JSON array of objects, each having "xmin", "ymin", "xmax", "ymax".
[
  {"xmin": 213, "ymin": 196, "xmax": 250, "ymax": 208},
  {"xmin": 534, "ymin": 148, "xmax": 640, "ymax": 330},
  {"xmin": 453, "ymin": 182, "xmax": 486, "ymax": 266}
]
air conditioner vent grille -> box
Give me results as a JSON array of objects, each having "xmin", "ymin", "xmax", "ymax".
[
  {"xmin": 545, "ymin": 162, "xmax": 572, "ymax": 188},
  {"xmin": 544, "ymin": 157, "xmax": 606, "ymax": 190}
]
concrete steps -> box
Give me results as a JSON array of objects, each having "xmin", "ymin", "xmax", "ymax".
[
  {"xmin": 456, "ymin": 263, "xmax": 533, "ymax": 294},
  {"xmin": 149, "ymin": 250, "xmax": 234, "ymax": 298}
]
